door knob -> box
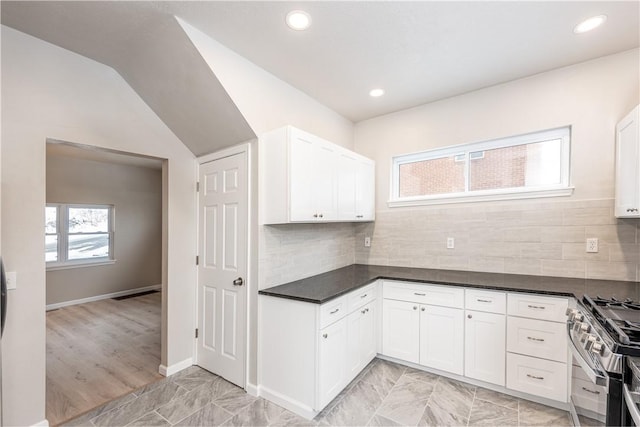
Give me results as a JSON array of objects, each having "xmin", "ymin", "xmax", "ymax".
[{"xmin": 233, "ymin": 277, "xmax": 244, "ymax": 287}]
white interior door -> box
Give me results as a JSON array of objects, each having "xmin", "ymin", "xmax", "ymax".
[{"xmin": 197, "ymin": 151, "xmax": 247, "ymax": 388}]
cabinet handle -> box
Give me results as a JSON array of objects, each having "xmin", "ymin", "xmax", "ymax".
[
  {"xmin": 477, "ymin": 299, "xmax": 492, "ymax": 303},
  {"xmin": 323, "ymin": 333, "xmax": 328, "ymax": 339},
  {"xmin": 319, "ymin": 213, "xmax": 324, "ymax": 218},
  {"xmin": 527, "ymin": 336, "xmax": 545, "ymax": 342},
  {"xmin": 365, "ymin": 308, "xmax": 369, "ymax": 313},
  {"xmin": 421, "ymin": 307, "xmax": 426, "ymax": 312},
  {"xmin": 330, "ymin": 308, "xmax": 339, "ymax": 314},
  {"xmin": 582, "ymin": 387, "xmax": 601, "ymax": 395},
  {"xmin": 414, "ymin": 292, "xmax": 426, "ymax": 296},
  {"xmin": 360, "ymin": 294, "xmax": 368, "ymax": 298},
  {"xmin": 313, "ymin": 214, "xmax": 318, "ymax": 218},
  {"xmin": 526, "ymin": 374, "xmax": 544, "ymax": 380},
  {"xmin": 527, "ymin": 305, "xmax": 546, "ymax": 310},
  {"xmin": 627, "ymin": 208, "xmax": 639, "ymax": 213},
  {"xmin": 467, "ymin": 314, "xmax": 473, "ymax": 319},
  {"xmin": 413, "ymin": 306, "xmax": 418, "ymax": 310},
  {"xmin": 361, "ymin": 309, "xmax": 366, "ymax": 314},
  {"xmin": 356, "ymin": 215, "xmax": 363, "ymax": 218}
]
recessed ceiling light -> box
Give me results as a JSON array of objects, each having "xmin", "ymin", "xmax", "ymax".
[
  {"xmin": 369, "ymin": 88, "xmax": 385, "ymax": 97},
  {"xmin": 573, "ymin": 15, "xmax": 607, "ymax": 34},
  {"xmin": 286, "ymin": 10, "xmax": 311, "ymax": 31}
]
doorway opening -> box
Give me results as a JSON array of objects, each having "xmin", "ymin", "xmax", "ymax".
[{"xmin": 44, "ymin": 140, "xmax": 166, "ymax": 425}]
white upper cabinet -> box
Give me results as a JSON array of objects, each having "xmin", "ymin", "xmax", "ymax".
[
  {"xmin": 615, "ymin": 105, "xmax": 640, "ymax": 218},
  {"xmin": 260, "ymin": 126, "xmax": 375, "ymax": 224}
]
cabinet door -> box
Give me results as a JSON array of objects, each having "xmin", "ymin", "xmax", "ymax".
[
  {"xmin": 346, "ymin": 302, "xmax": 377, "ymax": 381},
  {"xmin": 382, "ymin": 299, "xmax": 419, "ymax": 363},
  {"xmin": 289, "ymin": 136, "xmax": 319, "ymax": 221},
  {"xmin": 355, "ymin": 160, "xmax": 375, "ymax": 221},
  {"xmin": 314, "ymin": 142, "xmax": 338, "ymax": 220},
  {"xmin": 420, "ymin": 305, "xmax": 463, "ymax": 375},
  {"xmin": 318, "ymin": 318, "xmax": 348, "ymax": 409},
  {"xmin": 615, "ymin": 105, "xmax": 640, "ymax": 218},
  {"xmin": 465, "ymin": 310, "xmax": 506, "ymax": 386},
  {"xmin": 337, "ymin": 152, "xmax": 358, "ymax": 220}
]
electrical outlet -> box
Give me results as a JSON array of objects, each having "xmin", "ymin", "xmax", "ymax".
[
  {"xmin": 6, "ymin": 271, "xmax": 17, "ymax": 290},
  {"xmin": 447, "ymin": 237, "xmax": 455, "ymax": 249},
  {"xmin": 586, "ymin": 238, "xmax": 599, "ymax": 253},
  {"xmin": 364, "ymin": 236, "xmax": 371, "ymax": 247}
]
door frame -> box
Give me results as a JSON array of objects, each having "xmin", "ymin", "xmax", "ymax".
[{"xmin": 195, "ymin": 142, "xmax": 252, "ymax": 389}]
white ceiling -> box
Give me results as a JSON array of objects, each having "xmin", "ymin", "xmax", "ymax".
[{"xmin": 2, "ymin": 1, "xmax": 639, "ymax": 143}]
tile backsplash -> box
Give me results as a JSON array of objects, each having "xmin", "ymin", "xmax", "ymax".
[
  {"xmin": 259, "ymin": 198, "xmax": 640, "ymax": 289},
  {"xmin": 259, "ymin": 223, "xmax": 355, "ymax": 289},
  {"xmin": 355, "ymin": 198, "xmax": 640, "ymax": 282}
]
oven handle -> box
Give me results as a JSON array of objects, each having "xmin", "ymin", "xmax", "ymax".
[
  {"xmin": 567, "ymin": 322, "xmax": 608, "ymax": 387},
  {"xmin": 624, "ymin": 384, "xmax": 640, "ymax": 426}
]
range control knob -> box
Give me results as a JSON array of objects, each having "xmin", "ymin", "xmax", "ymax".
[
  {"xmin": 574, "ymin": 313, "xmax": 584, "ymax": 322},
  {"xmin": 566, "ymin": 308, "xmax": 578, "ymax": 321},
  {"xmin": 591, "ymin": 341, "xmax": 605, "ymax": 356},
  {"xmin": 580, "ymin": 323, "xmax": 591, "ymax": 333}
]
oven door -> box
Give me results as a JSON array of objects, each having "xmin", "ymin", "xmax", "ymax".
[{"xmin": 568, "ymin": 323, "xmax": 609, "ymax": 426}]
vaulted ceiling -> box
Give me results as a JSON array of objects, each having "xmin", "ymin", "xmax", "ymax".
[{"xmin": 2, "ymin": 1, "xmax": 638, "ymax": 155}]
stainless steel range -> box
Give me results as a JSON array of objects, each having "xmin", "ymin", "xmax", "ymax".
[{"xmin": 567, "ymin": 296, "xmax": 640, "ymax": 426}]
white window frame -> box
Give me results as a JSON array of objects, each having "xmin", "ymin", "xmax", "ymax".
[
  {"xmin": 389, "ymin": 127, "xmax": 573, "ymax": 207},
  {"xmin": 46, "ymin": 203, "xmax": 115, "ymax": 270}
]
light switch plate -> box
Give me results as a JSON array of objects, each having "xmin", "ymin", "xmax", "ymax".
[{"xmin": 6, "ymin": 271, "xmax": 17, "ymax": 290}]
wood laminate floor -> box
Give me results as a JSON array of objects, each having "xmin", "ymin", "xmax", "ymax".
[{"xmin": 47, "ymin": 292, "xmax": 163, "ymax": 426}]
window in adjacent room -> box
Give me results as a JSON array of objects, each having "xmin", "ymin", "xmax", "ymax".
[
  {"xmin": 46, "ymin": 204, "xmax": 114, "ymax": 269},
  {"xmin": 389, "ymin": 127, "xmax": 572, "ymax": 206}
]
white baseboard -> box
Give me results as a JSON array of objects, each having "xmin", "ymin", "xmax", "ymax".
[
  {"xmin": 32, "ymin": 419, "xmax": 49, "ymax": 427},
  {"xmin": 259, "ymin": 385, "xmax": 317, "ymax": 420},
  {"xmin": 46, "ymin": 284, "xmax": 162, "ymax": 311},
  {"xmin": 246, "ymin": 382, "xmax": 260, "ymax": 397},
  {"xmin": 159, "ymin": 357, "xmax": 193, "ymax": 377}
]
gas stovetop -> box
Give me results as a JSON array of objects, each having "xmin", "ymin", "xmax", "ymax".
[{"xmin": 584, "ymin": 295, "xmax": 640, "ymax": 354}]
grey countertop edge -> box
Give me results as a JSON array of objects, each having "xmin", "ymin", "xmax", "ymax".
[{"xmin": 258, "ymin": 264, "xmax": 640, "ymax": 304}]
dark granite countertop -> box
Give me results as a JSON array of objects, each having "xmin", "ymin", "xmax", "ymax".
[{"xmin": 258, "ymin": 264, "xmax": 640, "ymax": 304}]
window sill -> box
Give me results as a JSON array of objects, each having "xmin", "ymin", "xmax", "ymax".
[
  {"xmin": 387, "ymin": 187, "xmax": 575, "ymax": 208},
  {"xmin": 46, "ymin": 259, "xmax": 116, "ymax": 271}
]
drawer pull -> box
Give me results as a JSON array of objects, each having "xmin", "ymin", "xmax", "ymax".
[
  {"xmin": 421, "ymin": 307, "xmax": 426, "ymax": 312},
  {"xmin": 360, "ymin": 294, "xmax": 368, "ymax": 298},
  {"xmin": 528, "ymin": 304, "xmax": 546, "ymax": 310},
  {"xmin": 330, "ymin": 308, "xmax": 340, "ymax": 315},
  {"xmin": 526, "ymin": 374, "xmax": 544, "ymax": 380},
  {"xmin": 527, "ymin": 336, "xmax": 545, "ymax": 342},
  {"xmin": 365, "ymin": 308, "xmax": 369, "ymax": 313},
  {"xmin": 322, "ymin": 333, "xmax": 328, "ymax": 339},
  {"xmin": 413, "ymin": 306, "xmax": 418, "ymax": 310},
  {"xmin": 477, "ymin": 299, "xmax": 492, "ymax": 303},
  {"xmin": 361, "ymin": 309, "xmax": 366, "ymax": 314},
  {"xmin": 582, "ymin": 387, "xmax": 601, "ymax": 395},
  {"xmin": 414, "ymin": 292, "xmax": 426, "ymax": 296}
]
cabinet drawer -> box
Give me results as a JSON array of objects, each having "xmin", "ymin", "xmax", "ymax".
[
  {"xmin": 465, "ymin": 289, "xmax": 506, "ymax": 314},
  {"xmin": 383, "ymin": 281, "xmax": 464, "ymax": 308},
  {"xmin": 347, "ymin": 283, "xmax": 377, "ymax": 312},
  {"xmin": 319, "ymin": 296, "xmax": 348, "ymax": 329},
  {"xmin": 506, "ymin": 353, "xmax": 568, "ymax": 402},
  {"xmin": 507, "ymin": 293, "xmax": 569, "ymax": 322},
  {"xmin": 507, "ymin": 317, "xmax": 567, "ymax": 362}
]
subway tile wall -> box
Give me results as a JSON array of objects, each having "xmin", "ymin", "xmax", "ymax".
[
  {"xmin": 259, "ymin": 223, "xmax": 355, "ymax": 289},
  {"xmin": 355, "ymin": 198, "xmax": 640, "ymax": 282}
]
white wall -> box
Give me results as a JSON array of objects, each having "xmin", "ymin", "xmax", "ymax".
[
  {"xmin": 177, "ymin": 18, "xmax": 354, "ymax": 150},
  {"xmin": 1, "ymin": 26, "xmax": 197, "ymax": 426},
  {"xmin": 354, "ymin": 49, "xmax": 640, "ymax": 282},
  {"xmin": 355, "ymin": 49, "xmax": 640, "ymax": 209}
]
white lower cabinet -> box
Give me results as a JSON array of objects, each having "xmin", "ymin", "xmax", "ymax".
[
  {"xmin": 347, "ymin": 301, "xmax": 377, "ymax": 380},
  {"xmin": 464, "ymin": 310, "xmax": 506, "ymax": 386},
  {"xmin": 419, "ymin": 305, "xmax": 464, "ymax": 375},
  {"xmin": 318, "ymin": 317, "xmax": 348, "ymax": 409},
  {"xmin": 506, "ymin": 353, "xmax": 568, "ymax": 402},
  {"xmin": 382, "ymin": 299, "xmax": 420, "ymax": 363}
]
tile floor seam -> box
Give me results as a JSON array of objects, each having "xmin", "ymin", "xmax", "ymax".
[
  {"xmin": 152, "ymin": 409, "xmax": 172, "ymax": 425},
  {"xmin": 466, "ymin": 387, "xmax": 477, "ymax": 427}
]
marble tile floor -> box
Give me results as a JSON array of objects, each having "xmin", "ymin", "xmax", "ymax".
[{"xmin": 62, "ymin": 358, "xmax": 572, "ymax": 427}]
